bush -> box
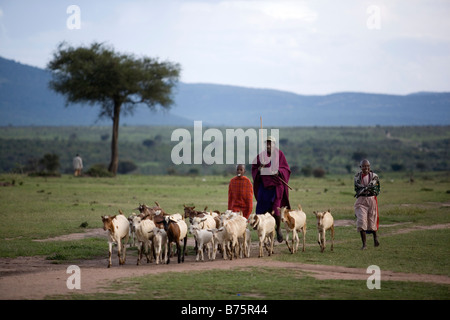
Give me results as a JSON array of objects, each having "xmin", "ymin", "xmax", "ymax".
[
  {"xmin": 312, "ymin": 167, "xmax": 326, "ymax": 178},
  {"xmin": 40, "ymin": 153, "xmax": 60, "ymax": 173},
  {"xmin": 118, "ymin": 160, "xmax": 137, "ymax": 174},
  {"xmin": 188, "ymin": 168, "xmax": 199, "ymax": 176},
  {"xmin": 167, "ymin": 167, "xmax": 177, "ymax": 175},
  {"xmin": 85, "ymin": 164, "xmax": 114, "ymax": 177},
  {"xmin": 352, "ymin": 151, "xmax": 368, "ymax": 163},
  {"xmin": 301, "ymin": 165, "xmax": 313, "ymax": 177},
  {"xmin": 142, "ymin": 139, "xmax": 155, "ymax": 148},
  {"xmin": 391, "ymin": 163, "xmax": 405, "ymax": 171},
  {"xmin": 416, "ymin": 162, "xmax": 426, "ymax": 171},
  {"xmin": 27, "ymin": 153, "xmax": 61, "ymax": 177}
]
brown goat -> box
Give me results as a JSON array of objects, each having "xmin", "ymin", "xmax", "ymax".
[
  {"xmin": 161, "ymin": 216, "xmax": 188, "ymax": 264},
  {"xmin": 135, "ymin": 202, "xmax": 167, "ymax": 220},
  {"xmin": 183, "ymin": 205, "xmax": 208, "ymax": 223}
]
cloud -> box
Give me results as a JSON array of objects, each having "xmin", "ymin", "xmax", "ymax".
[
  {"xmin": 257, "ymin": 1, "xmax": 318, "ymax": 22},
  {"xmin": 0, "ymin": 6, "xmax": 9, "ymax": 52},
  {"xmin": 0, "ymin": 0, "xmax": 449, "ymax": 94}
]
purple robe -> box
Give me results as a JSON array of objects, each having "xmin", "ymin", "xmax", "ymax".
[{"xmin": 252, "ymin": 148, "xmax": 291, "ymax": 216}]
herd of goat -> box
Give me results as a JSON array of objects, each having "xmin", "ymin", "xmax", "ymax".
[{"xmin": 100, "ymin": 202, "xmax": 335, "ymax": 268}]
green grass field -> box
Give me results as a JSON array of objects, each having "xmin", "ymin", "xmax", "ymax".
[{"xmin": 0, "ymin": 172, "xmax": 449, "ymax": 299}]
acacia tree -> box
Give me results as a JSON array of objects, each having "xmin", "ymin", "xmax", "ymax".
[{"xmin": 47, "ymin": 42, "xmax": 181, "ymax": 175}]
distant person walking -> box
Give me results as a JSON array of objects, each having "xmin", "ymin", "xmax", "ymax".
[
  {"xmin": 228, "ymin": 164, "xmax": 254, "ymax": 219},
  {"xmin": 354, "ymin": 159, "xmax": 380, "ymax": 249},
  {"xmin": 73, "ymin": 154, "xmax": 83, "ymax": 177}
]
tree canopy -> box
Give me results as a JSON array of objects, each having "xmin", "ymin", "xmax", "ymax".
[{"xmin": 47, "ymin": 42, "xmax": 181, "ymax": 174}]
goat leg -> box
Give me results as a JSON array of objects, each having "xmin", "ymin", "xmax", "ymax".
[
  {"xmin": 167, "ymin": 242, "xmax": 171, "ymax": 264},
  {"xmin": 182, "ymin": 236, "xmax": 187, "ymax": 262},
  {"xmin": 118, "ymin": 240, "xmax": 124, "ymax": 265},
  {"xmin": 320, "ymin": 230, "xmax": 326, "ymax": 253},
  {"xmin": 107, "ymin": 242, "xmax": 113, "ymax": 268},
  {"xmin": 294, "ymin": 231, "xmax": 299, "ymax": 253},
  {"xmin": 137, "ymin": 242, "xmax": 142, "ymax": 265},
  {"xmin": 302, "ymin": 227, "xmax": 306, "ymax": 252},
  {"xmin": 330, "ymin": 226, "xmax": 334, "ymax": 251},
  {"xmin": 285, "ymin": 231, "xmax": 293, "ymax": 253},
  {"xmin": 268, "ymin": 233, "xmax": 274, "ymax": 256},
  {"xmin": 176, "ymin": 242, "xmax": 181, "ymax": 263}
]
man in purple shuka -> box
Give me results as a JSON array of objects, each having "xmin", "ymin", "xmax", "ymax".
[{"xmin": 252, "ymin": 136, "xmax": 291, "ymax": 243}]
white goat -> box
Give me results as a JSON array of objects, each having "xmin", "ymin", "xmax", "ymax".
[
  {"xmin": 189, "ymin": 224, "xmax": 215, "ymax": 261},
  {"xmin": 211, "ymin": 227, "xmax": 231, "ymax": 260},
  {"xmin": 101, "ymin": 210, "xmax": 130, "ymax": 268},
  {"xmin": 313, "ymin": 209, "xmax": 335, "ymax": 252},
  {"xmin": 132, "ymin": 216, "xmax": 156, "ymax": 265},
  {"xmin": 223, "ymin": 215, "xmax": 247, "ymax": 260},
  {"xmin": 280, "ymin": 205, "xmax": 307, "ymax": 253},
  {"xmin": 191, "ymin": 214, "xmax": 217, "ymax": 255},
  {"xmin": 127, "ymin": 213, "xmax": 137, "ymax": 247},
  {"xmin": 249, "ymin": 212, "xmax": 276, "ymax": 257},
  {"xmin": 153, "ymin": 227, "xmax": 167, "ymax": 265},
  {"xmin": 169, "ymin": 213, "xmax": 184, "ymax": 221},
  {"xmin": 238, "ymin": 229, "xmax": 251, "ymax": 258},
  {"xmin": 191, "ymin": 215, "xmax": 217, "ymax": 230}
]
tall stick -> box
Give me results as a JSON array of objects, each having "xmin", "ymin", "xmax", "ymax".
[
  {"xmin": 276, "ymin": 175, "xmax": 293, "ymax": 190},
  {"xmin": 260, "ymin": 116, "xmax": 263, "ymax": 154},
  {"xmin": 260, "ymin": 116, "xmax": 266, "ymax": 166}
]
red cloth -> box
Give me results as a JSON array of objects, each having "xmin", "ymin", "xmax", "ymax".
[
  {"xmin": 228, "ymin": 175, "xmax": 254, "ymax": 219},
  {"xmin": 252, "ymin": 148, "xmax": 291, "ymax": 216},
  {"xmin": 375, "ymin": 196, "xmax": 379, "ymax": 230}
]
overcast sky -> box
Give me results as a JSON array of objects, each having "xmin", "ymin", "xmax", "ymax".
[{"xmin": 0, "ymin": 0, "xmax": 449, "ymax": 95}]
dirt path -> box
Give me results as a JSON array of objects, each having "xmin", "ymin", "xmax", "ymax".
[{"xmin": 1, "ymin": 222, "xmax": 449, "ymax": 300}]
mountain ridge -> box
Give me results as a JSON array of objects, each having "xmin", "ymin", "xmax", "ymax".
[{"xmin": 1, "ymin": 56, "xmax": 449, "ymax": 127}]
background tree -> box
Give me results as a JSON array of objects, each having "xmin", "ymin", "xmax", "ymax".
[
  {"xmin": 39, "ymin": 153, "xmax": 60, "ymax": 173},
  {"xmin": 47, "ymin": 42, "xmax": 181, "ymax": 175}
]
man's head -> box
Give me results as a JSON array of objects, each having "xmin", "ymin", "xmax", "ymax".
[
  {"xmin": 266, "ymin": 136, "xmax": 276, "ymax": 155},
  {"xmin": 360, "ymin": 159, "xmax": 371, "ymax": 174}
]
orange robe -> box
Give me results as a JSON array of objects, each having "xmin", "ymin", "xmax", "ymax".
[{"xmin": 228, "ymin": 175, "xmax": 254, "ymax": 219}]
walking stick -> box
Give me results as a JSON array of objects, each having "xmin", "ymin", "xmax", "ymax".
[{"xmin": 276, "ymin": 174, "xmax": 293, "ymax": 190}]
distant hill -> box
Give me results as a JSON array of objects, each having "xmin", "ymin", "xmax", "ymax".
[
  {"xmin": 1, "ymin": 56, "xmax": 449, "ymax": 127},
  {"xmin": 0, "ymin": 57, "xmax": 191, "ymax": 126}
]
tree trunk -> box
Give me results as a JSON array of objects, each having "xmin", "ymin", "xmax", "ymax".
[{"xmin": 108, "ymin": 102, "xmax": 121, "ymax": 175}]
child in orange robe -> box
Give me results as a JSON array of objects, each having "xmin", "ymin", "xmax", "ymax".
[{"xmin": 228, "ymin": 164, "xmax": 253, "ymax": 219}]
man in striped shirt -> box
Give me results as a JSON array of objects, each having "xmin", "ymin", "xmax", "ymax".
[
  {"xmin": 354, "ymin": 159, "xmax": 380, "ymax": 250},
  {"xmin": 228, "ymin": 164, "xmax": 254, "ymax": 219}
]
